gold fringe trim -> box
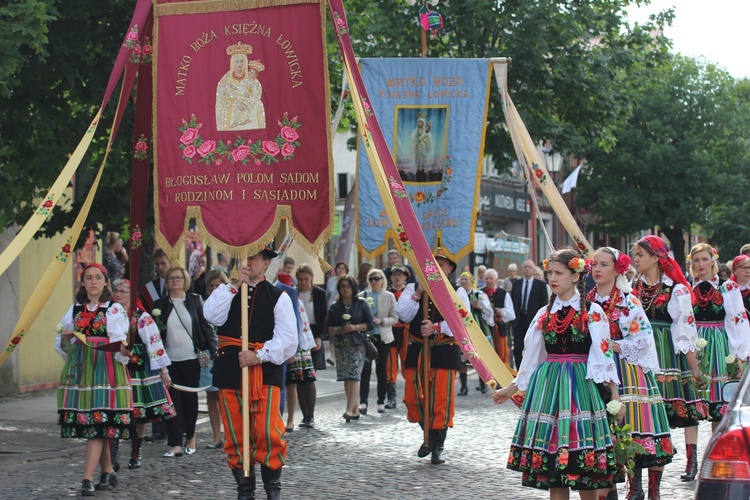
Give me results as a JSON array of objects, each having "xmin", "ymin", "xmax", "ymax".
[{"xmin": 154, "ymin": 0, "xmax": 320, "ymax": 17}]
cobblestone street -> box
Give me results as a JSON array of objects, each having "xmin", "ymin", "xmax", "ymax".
[{"xmin": 0, "ymin": 369, "xmax": 710, "ymax": 499}]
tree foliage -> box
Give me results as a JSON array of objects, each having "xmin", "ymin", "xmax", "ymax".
[
  {"xmin": 577, "ymin": 55, "xmax": 741, "ymax": 265},
  {"xmin": 1, "ymin": 0, "xmax": 671, "ymax": 248}
]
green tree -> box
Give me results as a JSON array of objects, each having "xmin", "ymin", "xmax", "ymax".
[
  {"xmin": 335, "ymin": 0, "xmax": 671, "ymax": 161},
  {"xmin": 702, "ymin": 77, "xmax": 750, "ymax": 257},
  {"xmin": 577, "ymin": 55, "xmax": 737, "ymax": 267}
]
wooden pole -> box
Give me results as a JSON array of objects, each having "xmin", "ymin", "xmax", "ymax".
[
  {"xmin": 240, "ymin": 255, "xmax": 251, "ymax": 477},
  {"xmin": 421, "ymin": 27, "xmax": 427, "ymax": 58}
]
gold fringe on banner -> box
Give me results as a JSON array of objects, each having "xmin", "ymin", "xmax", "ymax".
[{"xmin": 154, "ymin": 0, "xmax": 320, "ymax": 17}]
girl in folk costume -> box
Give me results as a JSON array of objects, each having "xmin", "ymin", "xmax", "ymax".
[
  {"xmin": 631, "ymin": 236, "xmax": 704, "ymax": 483},
  {"xmin": 54, "ymin": 263, "xmax": 133, "ymax": 496},
  {"xmin": 494, "ymin": 248, "xmax": 621, "ymax": 498},
  {"xmin": 731, "ymin": 255, "xmax": 750, "ymax": 316},
  {"xmin": 689, "ymin": 243, "xmax": 750, "ymax": 430},
  {"xmin": 458, "ymin": 271, "xmax": 494, "ymax": 394},
  {"xmin": 589, "ymin": 248, "xmax": 673, "ymax": 500},
  {"xmin": 111, "ymin": 279, "xmax": 175, "ymax": 470}
]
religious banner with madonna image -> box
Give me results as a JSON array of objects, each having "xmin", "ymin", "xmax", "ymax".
[
  {"xmin": 153, "ymin": 0, "xmax": 333, "ymax": 260},
  {"xmin": 356, "ymin": 58, "xmax": 491, "ymax": 262}
]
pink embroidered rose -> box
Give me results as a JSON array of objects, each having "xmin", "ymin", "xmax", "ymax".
[
  {"xmin": 106, "ymin": 427, "xmax": 117, "ymax": 438},
  {"xmin": 77, "ymin": 413, "xmax": 89, "ymax": 424},
  {"xmin": 135, "ymin": 141, "xmax": 148, "ymax": 151},
  {"xmin": 262, "ymin": 141, "xmax": 280, "ymax": 156},
  {"xmin": 642, "ymin": 438, "xmax": 656, "ymax": 454},
  {"xmin": 180, "ymin": 128, "xmax": 199, "ymax": 145},
  {"xmin": 126, "ymin": 30, "xmax": 138, "ymax": 41},
  {"xmin": 280, "ymin": 126, "xmax": 299, "ymax": 142},
  {"xmin": 133, "ymin": 43, "xmax": 142, "ymax": 54},
  {"xmin": 121, "ymin": 414, "xmax": 130, "ymax": 425},
  {"xmin": 232, "ymin": 145, "xmax": 250, "ymax": 162},
  {"xmin": 281, "ymin": 143, "xmax": 295, "ymax": 157},
  {"xmin": 424, "ymin": 265, "xmax": 439, "ymax": 275},
  {"xmin": 142, "ymin": 44, "xmax": 153, "ymax": 55},
  {"xmin": 139, "ymin": 318, "xmax": 147, "ymax": 328},
  {"xmin": 182, "ymin": 145, "xmax": 196, "ymax": 158},
  {"xmin": 597, "ymin": 453, "xmax": 608, "ymax": 469},
  {"xmin": 43, "ymin": 199, "xmax": 54, "ymax": 208},
  {"xmin": 197, "ymin": 140, "xmax": 216, "ymax": 157}
]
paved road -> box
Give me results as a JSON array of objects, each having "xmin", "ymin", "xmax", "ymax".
[{"xmin": 0, "ymin": 368, "xmax": 710, "ymax": 499}]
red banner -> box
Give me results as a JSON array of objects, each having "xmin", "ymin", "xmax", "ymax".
[{"xmin": 153, "ymin": 0, "xmax": 333, "ymax": 260}]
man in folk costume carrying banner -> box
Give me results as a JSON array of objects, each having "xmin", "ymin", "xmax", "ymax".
[
  {"xmin": 203, "ymin": 246, "xmax": 297, "ymax": 499},
  {"xmin": 152, "ymin": 0, "xmax": 333, "ymax": 498},
  {"xmin": 396, "ymin": 248, "xmax": 468, "ymax": 464}
]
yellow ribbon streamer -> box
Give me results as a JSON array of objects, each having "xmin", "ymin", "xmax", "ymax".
[
  {"xmin": 0, "ymin": 112, "xmax": 102, "ymax": 278},
  {"xmin": 0, "ymin": 78, "xmax": 131, "ymax": 367}
]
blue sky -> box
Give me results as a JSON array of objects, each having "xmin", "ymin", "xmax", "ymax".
[{"xmin": 627, "ymin": 0, "xmax": 750, "ymax": 78}]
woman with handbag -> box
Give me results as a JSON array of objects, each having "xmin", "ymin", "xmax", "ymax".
[
  {"xmin": 358, "ymin": 269, "xmax": 398, "ymax": 414},
  {"xmin": 326, "ymin": 275, "xmax": 375, "ymax": 422},
  {"xmin": 153, "ymin": 266, "xmax": 217, "ymax": 457}
]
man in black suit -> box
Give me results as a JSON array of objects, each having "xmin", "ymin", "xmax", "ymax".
[
  {"xmin": 139, "ymin": 248, "xmax": 170, "ymax": 312},
  {"xmin": 511, "ymin": 259, "xmax": 549, "ymax": 369}
]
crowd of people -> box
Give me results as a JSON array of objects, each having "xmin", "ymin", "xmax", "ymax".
[{"xmin": 54, "ymin": 237, "xmax": 750, "ymax": 499}]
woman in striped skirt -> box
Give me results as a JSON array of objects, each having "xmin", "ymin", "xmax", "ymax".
[
  {"xmin": 55, "ymin": 263, "xmax": 133, "ymax": 496},
  {"xmin": 631, "ymin": 236, "xmax": 704, "ymax": 484},
  {"xmin": 494, "ymin": 248, "xmax": 620, "ymax": 499},
  {"xmin": 590, "ymin": 247, "xmax": 673, "ymax": 500},
  {"xmin": 688, "ymin": 243, "xmax": 750, "ymax": 432},
  {"xmin": 112, "ymin": 279, "xmax": 175, "ymax": 469}
]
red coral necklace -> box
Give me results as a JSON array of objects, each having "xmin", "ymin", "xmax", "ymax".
[
  {"xmin": 693, "ymin": 283, "xmax": 722, "ymax": 308},
  {"xmin": 546, "ymin": 306, "xmax": 578, "ymax": 335}
]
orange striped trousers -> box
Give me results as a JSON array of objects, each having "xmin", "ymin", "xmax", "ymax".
[
  {"xmin": 219, "ymin": 386, "xmax": 287, "ymax": 470},
  {"xmin": 402, "ymin": 366, "xmax": 456, "ymax": 430}
]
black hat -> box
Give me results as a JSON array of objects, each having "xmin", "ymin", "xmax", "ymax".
[
  {"xmin": 433, "ymin": 247, "xmax": 456, "ymax": 272},
  {"xmin": 256, "ymin": 242, "xmax": 277, "ymax": 260},
  {"xmin": 388, "ymin": 263, "xmax": 410, "ymax": 277}
]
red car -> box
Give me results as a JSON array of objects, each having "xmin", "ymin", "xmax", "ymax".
[{"xmin": 696, "ymin": 373, "xmax": 750, "ymax": 499}]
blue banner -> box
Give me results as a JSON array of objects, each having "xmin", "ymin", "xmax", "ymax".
[{"xmin": 356, "ymin": 58, "xmax": 491, "ymax": 261}]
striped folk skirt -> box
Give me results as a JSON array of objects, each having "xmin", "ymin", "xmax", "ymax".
[
  {"xmin": 697, "ymin": 321, "xmax": 733, "ymax": 421},
  {"xmin": 286, "ymin": 349, "xmax": 317, "ymax": 384},
  {"xmin": 507, "ymin": 354, "xmax": 616, "ymax": 491},
  {"xmin": 614, "ymin": 352, "xmax": 674, "ymax": 468},
  {"xmin": 128, "ymin": 344, "xmax": 176, "ymax": 424},
  {"xmin": 651, "ymin": 321, "xmax": 708, "ymax": 427},
  {"xmin": 57, "ymin": 338, "xmax": 134, "ymax": 439}
]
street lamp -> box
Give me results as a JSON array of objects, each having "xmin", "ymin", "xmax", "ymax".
[{"xmin": 537, "ymin": 140, "xmax": 564, "ymax": 176}]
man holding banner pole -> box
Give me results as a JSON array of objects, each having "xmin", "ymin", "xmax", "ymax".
[
  {"xmin": 204, "ymin": 246, "xmax": 297, "ymax": 500},
  {"xmin": 396, "ymin": 248, "xmax": 467, "ymax": 465}
]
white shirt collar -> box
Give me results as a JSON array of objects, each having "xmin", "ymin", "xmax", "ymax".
[
  {"xmin": 693, "ymin": 275, "xmax": 720, "ymax": 289},
  {"xmin": 551, "ymin": 293, "xmax": 581, "ymax": 313},
  {"xmin": 638, "ymin": 274, "xmax": 673, "ymax": 287}
]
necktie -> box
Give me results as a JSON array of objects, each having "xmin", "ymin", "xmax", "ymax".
[{"xmin": 523, "ymin": 279, "xmax": 530, "ymax": 311}]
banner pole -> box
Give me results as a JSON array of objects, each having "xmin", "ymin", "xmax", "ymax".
[
  {"xmin": 420, "ymin": 293, "xmax": 431, "ymax": 454},
  {"xmin": 241, "ymin": 254, "xmax": 251, "ymax": 477}
]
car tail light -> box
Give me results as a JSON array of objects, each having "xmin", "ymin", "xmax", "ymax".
[{"xmin": 701, "ymin": 427, "xmax": 750, "ymax": 481}]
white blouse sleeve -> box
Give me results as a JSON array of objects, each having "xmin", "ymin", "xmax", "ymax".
[
  {"xmin": 721, "ymin": 281, "xmax": 750, "ymax": 360},
  {"xmin": 512, "ymin": 307, "xmax": 548, "ymax": 391},
  {"xmin": 587, "ymin": 303, "xmax": 620, "ymax": 384},
  {"xmin": 395, "ymin": 283, "xmax": 418, "ymax": 323},
  {"xmin": 203, "ymin": 283, "xmax": 237, "ymax": 326},
  {"xmin": 138, "ymin": 312, "xmax": 171, "ymax": 370},
  {"xmin": 615, "ymin": 295, "xmax": 660, "ymax": 373},
  {"xmin": 298, "ymin": 300, "xmax": 317, "ymax": 351},
  {"xmin": 501, "ymin": 293, "xmax": 516, "ymax": 323},
  {"xmin": 54, "ymin": 305, "xmax": 77, "ymax": 360},
  {"xmin": 106, "ymin": 303, "xmax": 129, "ymax": 365},
  {"xmin": 667, "ymin": 284, "xmax": 699, "ymax": 354}
]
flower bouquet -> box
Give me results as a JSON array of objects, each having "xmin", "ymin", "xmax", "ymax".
[{"xmin": 606, "ymin": 399, "xmax": 643, "ymax": 478}]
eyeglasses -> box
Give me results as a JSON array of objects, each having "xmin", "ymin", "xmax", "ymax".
[
  {"xmin": 368, "ymin": 276, "xmax": 382, "ymax": 282},
  {"xmin": 168, "ymin": 276, "xmax": 185, "ymax": 281},
  {"xmin": 737, "ymin": 266, "xmax": 750, "ymax": 272}
]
